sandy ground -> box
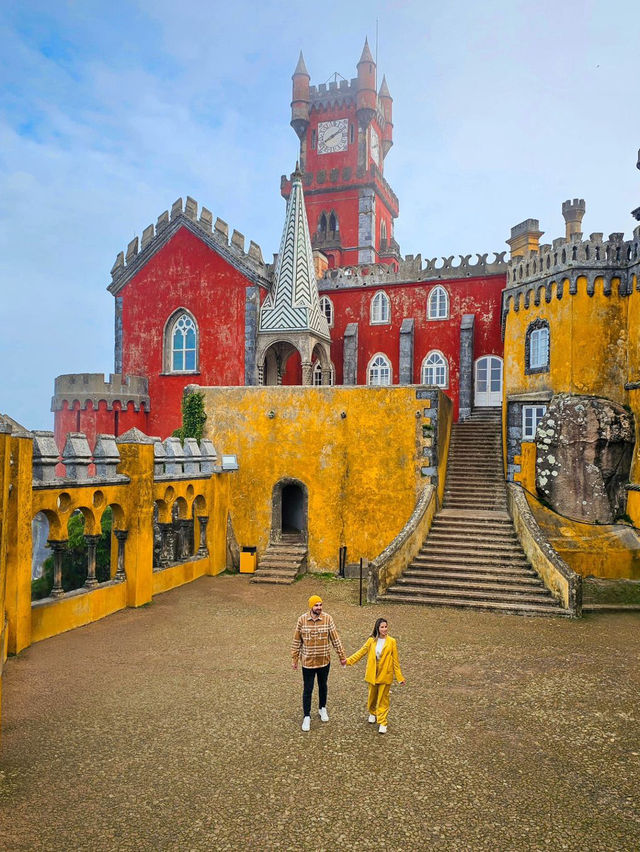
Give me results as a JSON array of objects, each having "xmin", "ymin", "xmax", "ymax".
[{"xmin": 1, "ymin": 573, "xmax": 639, "ymax": 851}]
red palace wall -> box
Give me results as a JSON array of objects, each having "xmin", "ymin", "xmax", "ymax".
[
  {"xmin": 54, "ymin": 400, "xmax": 149, "ymax": 450},
  {"xmin": 321, "ymin": 274, "xmax": 506, "ymax": 420},
  {"xmin": 120, "ymin": 226, "xmax": 252, "ymax": 437}
]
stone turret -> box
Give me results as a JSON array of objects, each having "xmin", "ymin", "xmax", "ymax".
[
  {"xmin": 562, "ymin": 198, "xmax": 586, "ymax": 239},
  {"xmin": 356, "ymin": 38, "xmax": 377, "ymax": 128},
  {"xmin": 379, "ymin": 75, "xmax": 393, "ymax": 156},
  {"xmin": 290, "ymin": 51, "xmax": 310, "ymax": 141}
]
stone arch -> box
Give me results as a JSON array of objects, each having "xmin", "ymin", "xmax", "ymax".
[{"xmin": 271, "ymin": 478, "xmax": 309, "ymax": 543}]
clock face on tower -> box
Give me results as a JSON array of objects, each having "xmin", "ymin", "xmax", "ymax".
[{"xmin": 317, "ymin": 119, "xmax": 348, "ymax": 154}]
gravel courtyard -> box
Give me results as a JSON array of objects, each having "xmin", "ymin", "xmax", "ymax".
[{"xmin": 1, "ymin": 574, "xmax": 639, "ymax": 851}]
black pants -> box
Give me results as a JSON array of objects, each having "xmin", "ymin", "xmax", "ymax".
[{"xmin": 302, "ymin": 664, "xmax": 330, "ymax": 717}]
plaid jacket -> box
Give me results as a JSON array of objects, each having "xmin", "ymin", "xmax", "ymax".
[{"xmin": 291, "ymin": 610, "xmax": 346, "ymax": 669}]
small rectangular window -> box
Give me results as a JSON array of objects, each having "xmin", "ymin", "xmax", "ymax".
[
  {"xmin": 522, "ymin": 405, "xmax": 547, "ymax": 440},
  {"xmin": 350, "ymin": 124, "xmax": 354, "ymax": 144},
  {"xmin": 311, "ymin": 130, "xmax": 317, "ymax": 149}
]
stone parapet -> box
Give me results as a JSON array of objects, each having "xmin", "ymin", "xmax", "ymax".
[
  {"xmin": 281, "ymin": 162, "xmax": 399, "ymax": 217},
  {"xmin": 108, "ymin": 197, "xmax": 271, "ymax": 294},
  {"xmin": 51, "ymin": 374, "xmax": 150, "ymax": 413},
  {"xmin": 318, "ymin": 250, "xmax": 508, "ymax": 290}
]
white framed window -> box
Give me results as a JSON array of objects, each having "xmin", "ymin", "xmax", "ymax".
[
  {"xmin": 165, "ymin": 310, "xmax": 198, "ymax": 373},
  {"xmin": 523, "ymin": 405, "xmax": 547, "ymax": 440},
  {"xmin": 313, "ymin": 361, "xmax": 335, "ymax": 386},
  {"xmin": 529, "ymin": 326, "xmax": 549, "ymax": 370},
  {"xmin": 427, "ymin": 285, "xmax": 449, "ymax": 320},
  {"xmin": 370, "ymin": 290, "xmax": 390, "ymax": 325},
  {"xmin": 421, "ymin": 351, "xmax": 448, "ymax": 388},
  {"xmin": 319, "ymin": 296, "xmax": 334, "ymax": 327},
  {"xmin": 368, "ymin": 353, "xmax": 392, "ymax": 386}
]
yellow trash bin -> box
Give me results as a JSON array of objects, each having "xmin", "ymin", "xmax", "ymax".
[{"xmin": 240, "ymin": 547, "xmax": 257, "ymax": 573}]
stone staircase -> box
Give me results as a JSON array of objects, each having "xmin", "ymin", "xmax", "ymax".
[
  {"xmin": 250, "ymin": 536, "xmax": 307, "ymax": 585},
  {"xmin": 380, "ymin": 407, "xmax": 564, "ymax": 616}
]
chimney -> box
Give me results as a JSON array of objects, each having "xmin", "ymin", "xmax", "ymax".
[{"xmin": 507, "ymin": 219, "xmax": 544, "ymax": 259}]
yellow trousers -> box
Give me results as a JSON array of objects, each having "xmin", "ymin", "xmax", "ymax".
[{"xmin": 367, "ymin": 682, "xmax": 391, "ymax": 725}]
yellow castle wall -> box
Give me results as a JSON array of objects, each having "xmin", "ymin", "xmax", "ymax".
[{"xmin": 200, "ymin": 386, "xmax": 436, "ymax": 571}]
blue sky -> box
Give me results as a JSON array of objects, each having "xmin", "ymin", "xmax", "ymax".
[{"xmin": 1, "ymin": 0, "xmax": 639, "ymax": 430}]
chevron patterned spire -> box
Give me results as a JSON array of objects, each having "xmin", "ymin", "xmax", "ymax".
[{"xmin": 259, "ymin": 167, "xmax": 330, "ymax": 339}]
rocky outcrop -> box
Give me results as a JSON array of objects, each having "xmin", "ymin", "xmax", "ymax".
[{"xmin": 536, "ymin": 394, "xmax": 634, "ymax": 523}]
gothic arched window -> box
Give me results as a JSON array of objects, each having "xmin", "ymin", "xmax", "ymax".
[
  {"xmin": 421, "ymin": 350, "xmax": 448, "ymax": 388},
  {"xmin": 370, "ymin": 290, "xmax": 390, "ymax": 325},
  {"xmin": 319, "ymin": 296, "xmax": 334, "ymax": 327},
  {"xmin": 313, "ymin": 361, "xmax": 335, "ymax": 386},
  {"xmin": 165, "ymin": 310, "xmax": 198, "ymax": 373},
  {"xmin": 319, "ymin": 213, "xmax": 328, "ymax": 239},
  {"xmin": 368, "ymin": 353, "xmax": 392, "ymax": 386},
  {"xmin": 427, "ymin": 285, "xmax": 449, "ymax": 320},
  {"xmin": 329, "ymin": 212, "xmax": 338, "ymax": 235}
]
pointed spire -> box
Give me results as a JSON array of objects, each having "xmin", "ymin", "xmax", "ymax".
[
  {"xmin": 259, "ymin": 165, "xmax": 330, "ymax": 340},
  {"xmin": 294, "ymin": 50, "xmax": 309, "ymax": 77},
  {"xmin": 358, "ymin": 37, "xmax": 375, "ymax": 65},
  {"xmin": 379, "ymin": 75, "xmax": 391, "ymax": 97}
]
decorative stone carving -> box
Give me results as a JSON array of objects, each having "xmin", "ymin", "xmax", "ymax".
[{"xmin": 535, "ymin": 394, "xmax": 634, "ymax": 523}]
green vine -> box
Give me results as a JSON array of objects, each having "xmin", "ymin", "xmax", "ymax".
[{"xmin": 173, "ymin": 391, "xmax": 207, "ymax": 443}]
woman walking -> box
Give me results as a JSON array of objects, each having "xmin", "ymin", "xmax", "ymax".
[{"xmin": 346, "ymin": 617, "xmax": 405, "ymax": 734}]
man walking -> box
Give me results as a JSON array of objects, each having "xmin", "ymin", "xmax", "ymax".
[{"xmin": 291, "ymin": 595, "xmax": 346, "ymax": 731}]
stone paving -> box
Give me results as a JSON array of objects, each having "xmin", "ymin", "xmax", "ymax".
[{"xmin": 1, "ymin": 574, "xmax": 639, "ymax": 851}]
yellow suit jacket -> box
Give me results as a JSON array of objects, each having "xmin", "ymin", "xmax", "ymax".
[{"xmin": 346, "ymin": 636, "xmax": 404, "ymax": 685}]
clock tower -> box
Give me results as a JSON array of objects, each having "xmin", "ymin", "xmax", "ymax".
[{"xmin": 281, "ymin": 40, "xmax": 400, "ymax": 268}]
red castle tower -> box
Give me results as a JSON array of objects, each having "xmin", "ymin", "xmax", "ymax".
[{"xmin": 281, "ymin": 40, "xmax": 400, "ymax": 269}]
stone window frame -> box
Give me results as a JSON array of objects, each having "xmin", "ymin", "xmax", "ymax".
[
  {"xmin": 370, "ymin": 290, "xmax": 391, "ymax": 325},
  {"xmin": 367, "ymin": 352, "xmax": 392, "ymax": 386},
  {"xmin": 319, "ymin": 295, "xmax": 334, "ymax": 328},
  {"xmin": 427, "ymin": 285, "xmax": 449, "ymax": 320},
  {"xmin": 522, "ymin": 404, "xmax": 547, "ymax": 440},
  {"xmin": 312, "ymin": 360, "xmax": 335, "ymax": 386},
  {"xmin": 525, "ymin": 318, "xmax": 550, "ymax": 375},
  {"xmin": 421, "ymin": 350, "xmax": 449, "ymax": 389},
  {"xmin": 163, "ymin": 308, "xmax": 200, "ymax": 375}
]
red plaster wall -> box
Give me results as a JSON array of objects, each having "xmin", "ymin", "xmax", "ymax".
[
  {"xmin": 322, "ymin": 274, "xmax": 506, "ymax": 420},
  {"xmin": 120, "ymin": 226, "xmax": 251, "ymax": 437},
  {"xmin": 54, "ymin": 401, "xmax": 149, "ymax": 451}
]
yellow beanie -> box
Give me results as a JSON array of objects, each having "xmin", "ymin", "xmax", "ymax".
[{"xmin": 308, "ymin": 595, "xmax": 323, "ymax": 609}]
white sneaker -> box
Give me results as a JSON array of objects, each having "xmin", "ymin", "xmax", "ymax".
[
  {"xmin": 378, "ymin": 724, "xmax": 387, "ymax": 734},
  {"xmin": 368, "ymin": 714, "xmax": 376, "ymax": 723},
  {"xmin": 301, "ymin": 716, "xmax": 311, "ymax": 732},
  {"xmin": 319, "ymin": 707, "xmax": 329, "ymax": 723}
]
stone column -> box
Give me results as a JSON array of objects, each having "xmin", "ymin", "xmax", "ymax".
[
  {"xmin": 321, "ymin": 368, "xmax": 332, "ymax": 386},
  {"xmin": 399, "ymin": 318, "xmax": 414, "ymax": 385},
  {"xmin": 84, "ymin": 534, "xmax": 101, "ymax": 588},
  {"xmin": 158, "ymin": 523, "xmax": 173, "ymax": 568},
  {"xmin": 114, "ymin": 529, "xmax": 128, "ymax": 581},
  {"xmin": 196, "ymin": 516, "xmax": 209, "ymax": 558},
  {"xmin": 48, "ymin": 540, "xmax": 67, "ymax": 598},
  {"xmin": 178, "ymin": 520, "xmax": 192, "ymax": 561},
  {"xmin": 301, "ymin": 361, "xmax": 313, "ymax": 386},
  {"xmin": 257, "ymin": 364, "xmax": 265, "ymax": 386},
  {"xmin": 343, "ymin": 323, "xmax": 358, "ymax": 385}
]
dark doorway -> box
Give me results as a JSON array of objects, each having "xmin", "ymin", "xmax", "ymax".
[{"xmin": 282, "ymin": 484, "xmax": 304, "ymax": 534}]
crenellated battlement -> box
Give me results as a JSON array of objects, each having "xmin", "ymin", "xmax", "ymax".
[
  {"xmin": 280, "ymin": 162, "xmax": 399, "ymax": 214},
  {"xmin": 108, "ymin": 196, "xmax": 271, "ymax": 294},
  {"xmin": 51, "ymin": 374, "xmax": 150, "ymax": 412},
  {"xmin": 318, "ymin": 249, "xmax": 508, "ymax": 290},
  {"xmin": 31, "ymin": 428, "xmax": 220, "ymax": 485}
]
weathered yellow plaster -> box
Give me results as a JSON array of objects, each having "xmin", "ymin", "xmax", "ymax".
[{"xmin": 200, "ymin": 386, "xmax": 433, "ymax": 571}]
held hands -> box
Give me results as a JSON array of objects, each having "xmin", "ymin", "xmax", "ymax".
[
  {"xmin": 340, "ymin": 659, "xmax": 347, "ymax": 668},
  {"xmin": 292, "ymin": 662, "xmax": 298, "ymax": 670}
]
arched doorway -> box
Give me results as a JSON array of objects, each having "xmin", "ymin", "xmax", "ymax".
[
  {"xmin": 271, "ymin": 478, "xmax": 308, "ymax": 542},
  {"xmin": 474, "ymin": 356, "xmax": 503, "ymax": 407}
]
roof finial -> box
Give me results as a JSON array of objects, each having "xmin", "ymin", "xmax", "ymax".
[
  {"xmin": 292, "ymin": 161, "xmax": 303, "ymax": 181},
  {"xmin": 358, "ymin": 37, "xmax": 375, "ymax": 65}
]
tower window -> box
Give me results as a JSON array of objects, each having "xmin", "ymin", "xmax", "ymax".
[
  {"xmin": 368, "ymin": 353, "xmax": 392, "ymax": 386},
  {"xmin": 370, "ymin": 290, "xmax": 390, "ymax": 324},
  {"xmin": 311, "ymin": 129, "xmax": 317, "ymax": 150},
  {"xmin": 319, "ymin": 213, "xmax": 328, "ymax": 239},
  {"xmin": 350, "ymin": 124, "xmax": 354, "ymax": 144},
  {"xmin": 380, "ymin": 220, "xmax": 387, "ymax": 242},
  {"xmin": 329, "ymin": 212, "xmax": 338, "ymax": 235},
  {"xmin": 427, "ymin": 286, "xmax": 449, "ymax": 320}
]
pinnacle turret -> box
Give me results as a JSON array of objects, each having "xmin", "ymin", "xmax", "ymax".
[
  {"xmin": 358, "ymin": 37, "xmax": 375, "ymax": 66},
  {"xmin": 294, "ymin": 51, "xmax": 309, "ymax": 77}
]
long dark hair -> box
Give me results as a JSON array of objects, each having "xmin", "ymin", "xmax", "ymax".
[{"xmin": 371, "ymin": 617, "xmax": 388, "ymax": 638}]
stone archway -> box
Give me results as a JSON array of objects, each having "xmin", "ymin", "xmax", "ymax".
[{"xmin": 271, "ymin": 478, "xmax": 308, "ymax": 542}]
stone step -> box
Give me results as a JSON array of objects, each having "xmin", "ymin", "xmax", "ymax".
[
  {"xmin": 426, "ymin": 535, "xmax": 520, "ymax": 549},
  {"xmin": 411, "ymin": 555, "xmax": 531, "ymax": 571},
  {"xmin": 404, "ymin": 568, "xmax": 541, "ymax": 585},
  {"xmin": 250, "ymin": 575, "xmax": 295, "ymax": 585},
  {"xmin": 420, "ymin": 543, "xmax": 523, "ymax": 559},
  {"xmin": 258, "ymin": 555, "xmax": 304, "ymax": 566},
  {"xmin": 377, "ymin": 593, "xmax": 564, "ymax": 616},
  {"xmin": 388, "ymin": 584, "xmax": 554, "ymax": 604}
]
